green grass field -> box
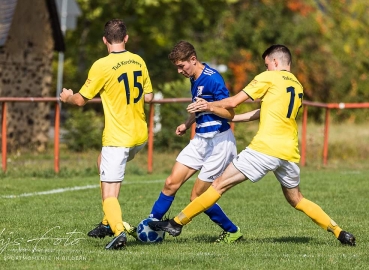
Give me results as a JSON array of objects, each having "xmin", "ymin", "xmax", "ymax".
[
  {"xmin": 1, "ymin": 163, "xmax": 368, "ymax": 270},
  {"xmin": 1, "ymin": 123, "xmax": 368, "ymax": 269}
]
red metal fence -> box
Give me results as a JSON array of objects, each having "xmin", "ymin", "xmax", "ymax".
[
  {"xmin": 300, "ymin": 101, "xmax": 369, "ymax": 167},
  {"xmin": 1, "ymin": 97, "xmax": 369, "ymax": 173}
]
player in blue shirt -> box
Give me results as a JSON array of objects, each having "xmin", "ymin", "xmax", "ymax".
[{"xmin": 148, "ymin": 41, "xmax": 242, "ymax": 243}]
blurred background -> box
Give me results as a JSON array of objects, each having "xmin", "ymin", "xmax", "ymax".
[{"xmin": 0, "ymin": 0, "xmax": 368, "ymax": 172}]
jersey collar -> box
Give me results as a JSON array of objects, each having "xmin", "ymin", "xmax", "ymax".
[{"xmin": 111, "ymin": 50, "xmax": 127, "ymax": 54}]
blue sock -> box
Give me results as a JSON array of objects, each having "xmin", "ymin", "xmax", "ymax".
[
  {"xmin": 149, "ymin": 192, "xmax": 175, "ymax": 220},
  {"xmin": 204, "ymin": 203, "xmax": 238, "ymax": 233}
]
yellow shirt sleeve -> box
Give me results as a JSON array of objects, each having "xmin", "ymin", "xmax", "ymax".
[
  {"xmin": 242, "ymin": 72, "xmax": 272, "ymax": 100},
  {"xmin": 79, "ymin": 60, "xmax": 106, "ymax": 99}
]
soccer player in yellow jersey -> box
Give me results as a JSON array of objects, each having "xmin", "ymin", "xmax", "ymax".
[
  {"xmin": 59, "ymin": 19, "xmax": 153, "ymax": 250},
  {"xmin": 149, "ymin": 44, "xmax": 356, "ymax": 246}
]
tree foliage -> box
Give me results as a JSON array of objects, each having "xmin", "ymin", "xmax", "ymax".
[
  {"xmin": 154, "ymin": 79, "xmax": 192, "ymax": 150},
  {"xmin": 58, "ymin": 0, "xmax": 369, "ymax": 149},
  {"xmin": 63, "ymin": 108, "xmax": 103, "ymax": 151}
]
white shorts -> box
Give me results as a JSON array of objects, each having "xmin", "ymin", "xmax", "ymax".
[
  {"xmin": 100, "ymin": 144, "xmax": 146, "ymax": 182},
  {"xmin": 176, "ymin": 129, "xmax": 237, "ymax": 182},
  {"xmin": 232, "ymin": 147, "xmax": 300, "ymax": 188}
]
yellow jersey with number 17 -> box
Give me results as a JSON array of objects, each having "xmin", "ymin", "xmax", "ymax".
[
  {"xmin": 243, "ymin": 70, "xmax": 303, "ymax": 162},
  {"xmin": 79, "ymin": 51, "xmax": 153, "ymax": 147}
]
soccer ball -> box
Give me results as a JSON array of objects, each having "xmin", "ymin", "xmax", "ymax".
[{"xmin": 137, "ymin": 218, "xmax": 165, "ymax": 243}]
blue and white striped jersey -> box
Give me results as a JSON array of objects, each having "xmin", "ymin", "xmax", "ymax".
[{"xmin": 191, "ymin": 64, "xmax": 231, "ymax": 138}]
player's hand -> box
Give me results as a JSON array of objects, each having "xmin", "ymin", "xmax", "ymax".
[
  {"xmin": 187, "ymin": 97, "xmax": 211, "ymax": 113},
  {"xmin": 176, "ymin": 124, "xmax": 187, "ymax": 136},
  {"xmin": 59, "ymin": 88, "xmax": 74, "ymax": 103}
]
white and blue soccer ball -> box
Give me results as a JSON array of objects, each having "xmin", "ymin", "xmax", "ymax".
[{"xmin": 137, "ymin": 218, "xmax": 165, "ymax": 243}]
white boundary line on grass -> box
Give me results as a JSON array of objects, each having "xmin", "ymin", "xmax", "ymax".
[{"xmin": 1, "ymin": 179, "xmax": 166, "ymax": 199}]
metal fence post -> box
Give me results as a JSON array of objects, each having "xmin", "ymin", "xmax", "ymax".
[
  {"xmin": 54, "ymin": 102, "xmax": 60, "ymax": 173},
  {"xmin": 1, "ymin": 102, "xmax": 7, "ymax": 172},
  {"xmin": 323, "ymin": 108, "xmax": 330, "ymax": 166}
]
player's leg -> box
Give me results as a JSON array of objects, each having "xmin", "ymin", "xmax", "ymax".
[
  {"xmin": 190, "ymin": 130, "xmax": 242, "ymax": 242},
  {"xmin": 283, "ymin": 186, "xmax": 356, "ymax": 246},
  {"xmin": 148, "ymin": 162, "xmax": 246, "ymax": 236},
  {"xmin": 150, "ymin": 137, "xmax": 201, "ymax": 220},
  {"xmin": 191, "ymin": 179, "xmax": 237, "ymax": 231},
  {"xmin": 176, "ymin": 163, "xmax": 246, "ymax": 225},
  {"xmin": 174, "ymin": 144, "xmax": 264, "ymax": 226},
  {"xmin": 149, "ymin": 161, "xmax": 197, "ymax": 220},
  {"xmin": 87, "ymin": 152, "xmax": 113, "ymax": 238},
  {"xmin": 88, "ymin": 150, "xmax": 137, "ymax": 239},
  {"xmin": 101, "ymin": 180, "xmax": 127, "ymax": 249},
  {"xmin": 185, "ymin": 129, "xmax": 242, "ymax": 243},
  {"xmin": 102, "ymin": 181, "xmax": 123, "ymax": 234},
  {"xmin": 101, "ymin": 146, "xmax": 144, "ymax": 249},
  {"xmin": 191, "ymin": 179, "xmax": 242, "ymax": 243},
  {"xmin": 148, "ymin": 147, "xmax": 276, "ymax": 236},
  {"xmin": 276, "ymin": 161, "xmax": 356, "ymax": 246},
  {"xmin": 173, "ymin": 130, "xmax": 241, "ymax": 225}
]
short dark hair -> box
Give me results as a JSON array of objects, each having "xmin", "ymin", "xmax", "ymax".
[
  {"xmin": 168, "ymin": 41, "xmax": 197, "ymax": 63},
  {"xmin": 104, "ymin": 19, "xmax": 127, "ymax": 44},
  {"xmin": 262, "ymin": 44, "xmax": 292, "ymax": 65}
]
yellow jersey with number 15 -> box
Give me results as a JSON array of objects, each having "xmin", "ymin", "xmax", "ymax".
[
  {"xmin": 243, "ymin": 70, "xmax": 303, "ymax": 162},
  {"xmin": 79, "ymin": 51, "xmax": 153, "ymax": 147}
]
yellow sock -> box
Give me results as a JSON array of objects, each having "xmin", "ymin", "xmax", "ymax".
[
  {"xmin": 295, "ymin": 198, "xmax": 342, "ymax": 238},
  {"xmin": 101, "ymin": 214, "xmax": 109, "ymax": 226},
  {"xmin": 103, "ymin": 197, "xmax": 124, "ymax": 236},
  {"xmin": 174, "ymin": 186, "xmax": 221, "ymax": 225}
]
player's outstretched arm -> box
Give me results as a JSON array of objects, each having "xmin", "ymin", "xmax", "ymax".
[
  {"xmin": 59, "ymin": 88, "xmax": 88, "ymax": 107},
  {"xmin": 187, "ymin": 98, "xmax": 235, "ymax": 120},
  {"xmin": 144, "ymin": 93, "xmax": 154, "ymax": 103},
  {"xmin": 213, "ymin": 91, "xmax": 249, "ymax": 109},
  {"xmin": 232, "ymin": 109, "xmax": 260, "ymax": 122},
  {"xmin": 188, "ymin": 91, "xmax": 249, "ymax": 112}
]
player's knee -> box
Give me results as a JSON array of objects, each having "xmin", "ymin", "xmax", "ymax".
[
  {"xmin": 285, "ymin": 195, "xmax": 302, "ymax": 208},
  {"xmin": 282, "ymin": 186, "xmax": 302, "ymax": 207},
  {"xmin": 163, "ymin": 176, "xmax": 181, "ymax": 194}
]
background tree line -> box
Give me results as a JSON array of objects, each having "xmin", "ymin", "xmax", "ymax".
[{"xmin": 59, "ymin": 0, "xmax": 369, "ymax": 151}]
